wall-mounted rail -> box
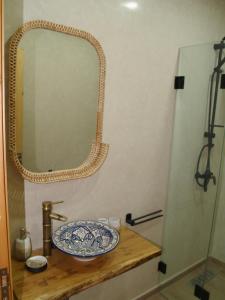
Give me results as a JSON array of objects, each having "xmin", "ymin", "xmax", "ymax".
[{"xmin": 126, "ymin": 210, "xmax": 163, "ymax": 226}]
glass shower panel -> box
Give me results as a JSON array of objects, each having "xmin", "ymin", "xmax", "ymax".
[
  {"xmin": 159, "ymin": 42, "xmax": 224, "ymax": 299},
  {"xmin": 202, "ymin": 75, "xmax": 225, "ymax": 300}
]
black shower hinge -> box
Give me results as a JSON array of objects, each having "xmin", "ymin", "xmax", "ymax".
[
  {"xmin": 220, "ymin": 74, "xmax": 225, "ymax": 89},
  {"xmin": 158, "ymin": 261, "xmax": 167, "ymax": 274},
  {"xmin": 174, "ymin": 76, "xmax": 185, "ymax": 89},
  {"xmin": 204, "ymin": 132, "xmax": 215, "ymax": 139},
  {"xmin": 194, "ymin": 284, "xmax": 210, "ymax": 300},
  {"xmin": 214, "ymin": 42, "xmax": 225, "ymax": 50}
]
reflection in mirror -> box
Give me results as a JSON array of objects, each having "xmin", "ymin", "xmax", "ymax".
[
  {"xmin": 9, "ymin": 21, "xmax": 109, "ymax": 183},
  {"xmin": 17, "ymin": 29, "xmax": 99, "ymax": 172}
]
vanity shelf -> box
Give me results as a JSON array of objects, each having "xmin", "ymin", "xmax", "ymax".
[{"xmin": 12, "ymin": 226, "xmax": 161, "ymax": 300}]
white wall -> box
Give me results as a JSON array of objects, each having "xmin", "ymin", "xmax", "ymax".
[
  {"xmin": 21, "ymin": 0, "xmax": 225, "ymax": 299},
  {"xmin": 211, "ymin": 86, "xmax": 225, "ymax": 263},
  {"xmin": 211, "ymin": 155, "xmax": 225, "ymax": 263}
]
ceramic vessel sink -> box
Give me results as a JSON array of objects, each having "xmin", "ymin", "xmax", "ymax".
[{"xmin": 52, "ymin": 220, "xmax": 119, "ymax": 261}]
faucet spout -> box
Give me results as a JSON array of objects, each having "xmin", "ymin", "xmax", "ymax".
[
  {"xmin": 42, "ymin": 200, "xmax": 67, "ymax": 257},
  {"xmin": 49, "ymin": 212, "xmax": 68, "ymax": 222}
]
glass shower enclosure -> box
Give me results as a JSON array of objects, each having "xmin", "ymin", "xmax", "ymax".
[{"xmin": 159, "ymin": 41, "xmax": 225, "ymax": 300}]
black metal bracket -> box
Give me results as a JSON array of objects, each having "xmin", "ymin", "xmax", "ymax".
[
  {"xmin": 158, "ymin": 261, "xmax": 167, "ymax": 274},
  {"xmin": 126, "ymin": 210, "xmax": 163, "ymax": 226},
  {"xmin": 220, "ymin": 74, "xmax": 225, "ymax": 89},
  {"xmin": 194, "ymin": 285, "xmax": 210, "ymax": 300},
  {"xmin": 214, "ymin": 42, "xmax": 225, "ymax": 50},
  {"xmin": 204, "ymin": 124, "xmax": 224, "ymax": 139},
  {"xmin": 214, "ymin": 124, "xmax": 224, "ymax": 128},
  {"xmin": 204, "ymin": 132, "xmax": 215, "ymax": 139},
  {"xmin": 174, "ymin": 76, "xmax": 185, "ymax": 89}
]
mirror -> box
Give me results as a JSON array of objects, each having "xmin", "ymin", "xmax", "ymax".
[
  {"xmin": 18, "ymin": 29, "xmax": 99, "ymax": 172},
  {"xmin": 8, "ymin": 21, "xmax": 109, "ymax": 183}
]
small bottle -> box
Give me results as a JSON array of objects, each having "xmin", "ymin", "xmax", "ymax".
[{"xmin": 15, "ymin": 228, "xmax": 32, "ymax": 261}]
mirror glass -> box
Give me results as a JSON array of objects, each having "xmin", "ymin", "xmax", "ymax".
[{"xmin": 16, "ymin": 28, "xmax": 99, "ymax": 172}]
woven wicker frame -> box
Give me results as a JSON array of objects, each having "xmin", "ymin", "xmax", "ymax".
[{"xmin": 8, "ymin": 20, "xmax": 109, "ymax": 183}]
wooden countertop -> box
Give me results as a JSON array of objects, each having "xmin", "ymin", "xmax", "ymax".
[{"xmin": 12, "ymin": 226, "xmax": 161, "ymax": 300}]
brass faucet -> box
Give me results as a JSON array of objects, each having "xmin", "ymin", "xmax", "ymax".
[{"xmin": 42, "ymin": 201, "xmax": 68, "ymax": 257}]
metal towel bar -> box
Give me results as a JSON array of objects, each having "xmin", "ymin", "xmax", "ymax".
[{"xmin": 126, "ymin": 210, "xmax": 163, "ymax": 226}]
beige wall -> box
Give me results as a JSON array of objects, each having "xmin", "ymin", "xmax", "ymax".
[
  {"xmin": 211, "ymin": 85, "xmax": 225, "ymax": 263},
  {"xmin": 5, "ymin": 0, "xmax": 25, "ymax": 253},
  {"xmin": 11, "ymin": 0, "xmax": 225, "ymax": 299},
  {"xmin": 211, "ymin": 155, "xmax": 225, "ymax": 263},
  {"xmin": 4, "ymin": 0, "xmax": 23, "ymax": 42}
]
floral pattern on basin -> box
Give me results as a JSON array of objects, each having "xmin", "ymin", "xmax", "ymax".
[{"xmin": 52, "ymin": 220, "xmax": 120, "ymax": 258}]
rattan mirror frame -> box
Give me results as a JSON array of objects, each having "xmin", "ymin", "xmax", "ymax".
[{"xmin": 8, "ymin": 20, "xmax": 109, "ymax": 183}]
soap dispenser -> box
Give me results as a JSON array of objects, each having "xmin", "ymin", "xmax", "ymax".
[{"xmin": 15, "ymin": 228, "xmax": 32, "ymax": 261}]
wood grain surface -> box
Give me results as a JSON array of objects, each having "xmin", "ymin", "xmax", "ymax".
[{"xmin": 12, "ymin": 226, "xmax": 161, "ymax": 300}]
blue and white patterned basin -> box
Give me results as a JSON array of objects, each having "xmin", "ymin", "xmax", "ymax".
[{"xmin": 52, "ymin": 220, "xmax": 119, "ymax": 260}]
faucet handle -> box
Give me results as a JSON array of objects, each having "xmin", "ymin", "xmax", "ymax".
[
  {"xmin": 52, "ymin": 201, "xmax": 64, "ymax": 205},
  {"xmin": 42, "ymin": 201, "xmax": 64, "ymax": 211},
  {"xmin": 42, "ymin": 200, "xmax": 64, "ymax": 211}
]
